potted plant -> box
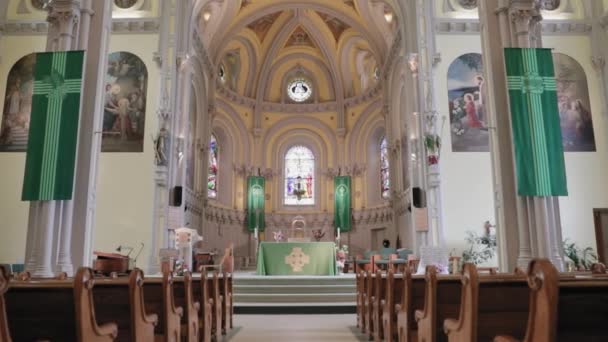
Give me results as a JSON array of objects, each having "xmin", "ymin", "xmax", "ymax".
[
  {"xmin": 563, "ymin": 239, "xmax": 597, "ymax": 271},
  {"xmin": 312, "ymin": 229, "xmax": 325, "ymax": 242}
]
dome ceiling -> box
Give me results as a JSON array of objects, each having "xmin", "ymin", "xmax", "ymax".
[{"xmin": 197, "ymin": 0, "xmax": 399, "ymax": 104}]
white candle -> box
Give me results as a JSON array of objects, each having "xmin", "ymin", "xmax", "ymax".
[
  {"xmin": 337, "ymin": 227, "xmax": 340, "ymax": 241},
  {"xmin": 254, "ymin": 227, "xmax": 258, "ymax": 240}
]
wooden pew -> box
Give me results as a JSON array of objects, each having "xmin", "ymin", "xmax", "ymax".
[
  {"xmin": 220, "ymin": 271, "xmax": 233, "ymax": 334},
  {"xmin": 372, "ymin": 269, "xmax": 387, "ymax": 341},
  {"xmin": 143, "ymin": 271, "xmax": 184, "ymax": 341},
  {"xmin": 494, "ymin": 259, "xmax": 558, "ymax": 342},
  {"xmin": 364, "ymin": 270, "xmax": 376, "ymax": 337},
  {"xmin": 396, "ymin": 268, "xmax": 426, "ymax": 342},
  {"xmin": 5, "ymin": 267, "xmax": 117, "ymax": 342},
  {"xmin": 415, "ymin": 266, "xmax": 462, "ymax": 342},
  {"xmin": 356, "ymin": 270, "xmax": 365, "ymax": 330},
  {"xmin": 93, "ymin": 268, "xmax": 158, "ymax": 342},
  {"xmin": 382, "ymin": 269, "xmax": 404, "ymax": 342},
  {"xmin": 443, "ymin": 264, "xmax": 530, "ymax": 341},
  {"xmin": 195, "ymin": 271, "xmax": 213, "ymax": 342},
  {"xmin": 209, "ymin": 271, "xmax": 223, "ymax": 338},
  {"xmin": 0, "ymin": 265, "xmax": 10, "ymax": 342},
  {"xmin": 176, "ymin": 272, "xmax": 200, "ymax": 342}
]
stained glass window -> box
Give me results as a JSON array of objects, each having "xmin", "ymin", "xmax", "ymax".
[
  {"xmin": 287, "ymin": 79, "xmax": 312, "ymax": 103},
  {"xmin": 284, "ymin": 146, "xmax": 315, "ymax": 205},
  {"xmin": 380, "ymin": 136, "xmax": 390, "ymax": 199},
  {"xmin": 208, "ymin": 134, "xmax": 218, "ymax": 199}
]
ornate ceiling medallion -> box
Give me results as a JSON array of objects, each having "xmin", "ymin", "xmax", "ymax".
[
  {"xmin": 114, "ymin": 0, "xmax": 138, "ymax": 9},
  {"xmin": 287, "ymin": 79, "xmax": 313, "ymax": 103},
  {"xmin": 456, "ymin": 0, "xmax": 478, "ymax": 10}
]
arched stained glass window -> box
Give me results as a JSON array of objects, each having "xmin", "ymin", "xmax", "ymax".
[
  {"xmin": 207, "ymin": 134, "xmax": 218, "ymax": 199},
  {"xmin": 284, "ymin": 146, "xmax": 315, "ymax": 205},
  {"xmin": 380, "ymin": 136, "xmax": 390, "ymax": 199}
]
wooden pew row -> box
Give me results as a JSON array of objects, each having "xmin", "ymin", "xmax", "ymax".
[
  {"xmin": 443, "ymin": 264, "xmax": 530, "ymax": 342},
  {"xmin": 4, "ymin": 267, "xmax": 118, "ymax": 342},
  {"xmin": 1, "ymin": 265, "xmax": 10, "ymax": 342}
]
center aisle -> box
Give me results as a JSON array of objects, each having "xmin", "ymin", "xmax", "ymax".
[{"xmin": 224, "ymin": 314, "xmax": 366, "ymax": 341}]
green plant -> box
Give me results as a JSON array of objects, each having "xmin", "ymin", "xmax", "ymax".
[
  {"xmin": 461, "ymin": 230, "xmax": 497, "ymax": 265},
  {"xmin": 563, "ymin": 239, "xmax": 597, "ymax": 270}
]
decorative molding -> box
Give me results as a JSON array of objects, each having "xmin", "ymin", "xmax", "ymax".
[
  {"xmin": 3, "ymin": 17, "xmax": 160, "ymax": 35},
  {"xmin": 435, "ymin": 18, "xmax": 592, "ymax": 34},
  {"xmin": 216, "ymin": 82, "xmax": 382, "ymax": 113}
]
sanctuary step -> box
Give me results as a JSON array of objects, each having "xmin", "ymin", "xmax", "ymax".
[{"xmin": 232, "ymin": 273, "xmax": 356, "ymax": 314}]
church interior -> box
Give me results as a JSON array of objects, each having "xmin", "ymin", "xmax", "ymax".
[{"xmin": 1, "ymin": 0, "xmax": 608, "ymax": 341}]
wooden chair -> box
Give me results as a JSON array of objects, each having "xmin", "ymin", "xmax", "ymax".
[
  {"xmin": 372, "ymin": 269, "xmax": 387, "ymax": 341},
  {"xmin": 0, "ymin": 265, "xmax": 11, "ymax": 342},
  {"xmin": 494, "ymin": 259, "xmax": 559, "ymax": 342},
  {"xmin": 443, "ymin": 264, "xmax": 529, "ymax": 341},
  {"xmin": 182, "ymin": 272, "xmax": 200, "ymax": 342},
  {"xmin": 198, "ymin": 271, "xmax": 213, "ymax": 342},
  {"xmin": 415, "ymin": 266, "xmax": 462, "ymax": 342},
  {"xmin": 382, "ymin": 269, "xmax": 404, "ymax": 342},
  {"xmin": 396, "ymin": 267, "xmax": 426, "ymax": 342}
]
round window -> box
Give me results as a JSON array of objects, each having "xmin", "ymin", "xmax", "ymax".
[
  {"xmin": 287, "ymin": 79, "xmax": 312, "ymax": 103},
  {"xmin": 114, "ymin": 0, "xmax": 138, "ymax": 9}
]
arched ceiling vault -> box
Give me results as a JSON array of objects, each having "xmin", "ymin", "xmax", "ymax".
[{"xmin": 196, "ymin": 0, "xmax": 400, "ymax": 103}]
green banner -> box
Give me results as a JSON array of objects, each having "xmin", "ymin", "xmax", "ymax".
[
  {"xmin": 22, "ymin": 51, "xmax": 85, "ymax": 201},
  {"xmin": 247, "ymin": 176, "xmax": 265, "ymax": 231},
  {"xmin": 334, "ymin": 176, "xmax": 351, "ymax": 232},
  {"xmin": 504, "ymin": 48, "xmax": 568, "ymax": 196}
]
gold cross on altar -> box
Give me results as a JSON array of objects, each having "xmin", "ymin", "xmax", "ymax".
[{"xmin": 284, "ymin": 247, "xmax": 310, "ymax": 272}]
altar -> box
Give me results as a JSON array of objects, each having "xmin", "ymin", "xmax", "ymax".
[{"xmin": 256, "ymin": 242, "xmax": 337, "ymax": 276}]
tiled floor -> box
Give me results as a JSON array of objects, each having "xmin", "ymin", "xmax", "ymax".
[{"xmin": 222, "ymin": 314, "xmax": 367, "ymax": 342}]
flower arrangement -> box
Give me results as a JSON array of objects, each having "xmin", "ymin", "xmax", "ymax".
[
  {"xmin": 461, "ymin": 229, "xmax": 497, "ymax": 266},
  {"xmin": 312, "ymin": 229, "xmax": 325, "ymax": 242},
  {"xmin": 273, "ymin": 230, "xmax": 284, "ymax": 242},
  {"xmin": 336, "ymin": 245, "xmax": 349, "ymax": 271},
  {"xmin": 425, "ymin": 134, "xmax": 441, "ymax": 165},
  {"xmin": 174, "ymin": 259, "xmax": 188, "ymax": 276}
]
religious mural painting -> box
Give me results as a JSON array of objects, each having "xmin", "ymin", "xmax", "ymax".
[
  {"xmin": 103, "ymin": 51, "xmax": 147, "ymax": 152},
  {"xmin": 553, "ymin": 53, "xmax": 596, "ymax": 152},
  {"xmin": 447, "ymin": 53, "xmax": 489, "ymax": 152},
  {"xmin": 0, "ymin": 53, "xmax": 36, "ymax": 152},
  {"xmin": 284, "ymin": 145, "xmax": 315, "ymax": 205},
  {"xmin": 380, "ymin": 136, "xmax": 390, "ymax": 199},
  {"xmin": 208, "ymin": 134, "xmax": 218, "ymax": 199}
]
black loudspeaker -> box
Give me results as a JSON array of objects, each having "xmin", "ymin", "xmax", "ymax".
[
  {"xmin": 413, "ymin": 187, "xmax": 425, "ymax": 208},
  {"xmin": 170, "ymin": 186, "xmax": 183, "ymax": 207}
]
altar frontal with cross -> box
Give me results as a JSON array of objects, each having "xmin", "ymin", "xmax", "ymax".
[
  {"xmin": 22, "ymin": 51, "xmax": 85, "ymax": 201},
  {"xmin": 504, "ymin": 48, "xmax": 567, "ymax": 197}
]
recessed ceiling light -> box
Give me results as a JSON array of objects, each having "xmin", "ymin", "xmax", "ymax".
[
  {"xmin": 384, "ymin": 12, "xmax": 393, "ymax": 23},
  {"xmin": 203, "ymin": 10, "xmax": 212, "ymax": 22}
]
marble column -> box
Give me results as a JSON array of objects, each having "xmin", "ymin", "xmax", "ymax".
[
  {"xmin": 589, "ymin": 2, "xmax": 608, "ymax": 119},
  {"xmin": 479, "ymin": 0, "xmax": 565, "ymax": 271},
  {"xmin": 0, "ymin": 0, "xmax": 7, "ymax": 65}
]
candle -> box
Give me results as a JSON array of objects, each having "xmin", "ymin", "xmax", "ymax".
[
  {"xmin": 337, "ymin": 227, "xmax": 340, "ymax": 241},
  {"xmin": 254, "ymin": 227, "xmax": 258, "ymax": 240}
]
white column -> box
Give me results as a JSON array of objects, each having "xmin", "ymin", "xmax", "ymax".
[
  {"xmin": 479, "ymin": 0, "xmax": 565, "ymax": 271},
  {"xmin": 0, "ymin": 0, "xmax": 7, "ymax": 65},
  {"xmin": 589, "ymin": 2, "xmax": 608, "ymax": 119}
]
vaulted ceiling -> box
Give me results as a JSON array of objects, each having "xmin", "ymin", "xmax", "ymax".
[{"xmin": 197, "ymin": 0, "xmax": 399, "ymax": 103}]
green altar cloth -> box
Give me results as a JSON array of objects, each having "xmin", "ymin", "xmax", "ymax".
[{"xmin": 256, "ymin": 242, "xmax": 337, "ymax": 276}]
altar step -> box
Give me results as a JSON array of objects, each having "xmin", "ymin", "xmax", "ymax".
[{"xmin": 233, "ymin": 274, "xmax": 356, "ymax": 314}]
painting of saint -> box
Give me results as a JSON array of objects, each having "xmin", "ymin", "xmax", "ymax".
[
  {"xmin": 102, "ymin": 52, "xmax": 147, "ymax": 152},
  {"xmin": 0, "ymin": 53, "xmax": 36, "ymax": 152},
  {"xmin": 447, "ymin": 53, "xmax": 489, "ymax": 152},
  {"xmin": 553, "ymin": 53, "xmax": 596, "ymax": 152}
]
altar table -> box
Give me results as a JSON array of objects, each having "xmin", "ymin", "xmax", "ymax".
[{"xmin": 256, "ymin": 242, "xmax": 337, "ymax": 276}]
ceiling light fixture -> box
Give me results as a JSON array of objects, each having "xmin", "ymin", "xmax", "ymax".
[{"xmin": 203, "ymin": 10, "xmax": 212, "ymax": 22}]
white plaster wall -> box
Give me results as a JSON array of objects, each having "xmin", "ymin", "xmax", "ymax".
[
  {"xmin": 544, "ymin": 35, "xmax": 608, "ymax": 250},
  {"xmin": 0, "ymin": 34, "xmax": 160, "ymax": 272},
  {"xmin": 435, "ymin": 33, "xmax": 608, "ymax": 260},
  {"xmin": 435, "ymin": 35, "xmax": 496, "ymax": 258},
  {"xmin": 0, "ymin": 35, "xmax": 46, "ymax": 264}
]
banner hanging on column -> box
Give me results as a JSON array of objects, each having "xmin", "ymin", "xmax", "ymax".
[
  {"xmin": 504, "ymin": 48, "xmax": 568, "ymax": 197},
  {"xmin": 247, "ymin": 176, "xmax": 265, "ymax": 232},
  {"xmin": 334, "ymin": 176, "xmax": 352, "ymax": 232},
  {"xmin": 22, "ymin": 51, "xmax": 85, "ymax": 201}
]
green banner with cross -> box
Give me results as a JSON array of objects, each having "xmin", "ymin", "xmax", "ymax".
[
  {"xmin": 247, "ymin": 176, "xmax": 265, "ymax": 232},
  {"xmin": 334, "ymin": 176, "xmax": 352, "ymax": 232},
  {"xmin": 22, "ymin": 51, "xmax": 85, "ymax": 201},
  {"xmin": 504, "ymin": 48, "xmax": 568, "ymax": 196}
]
